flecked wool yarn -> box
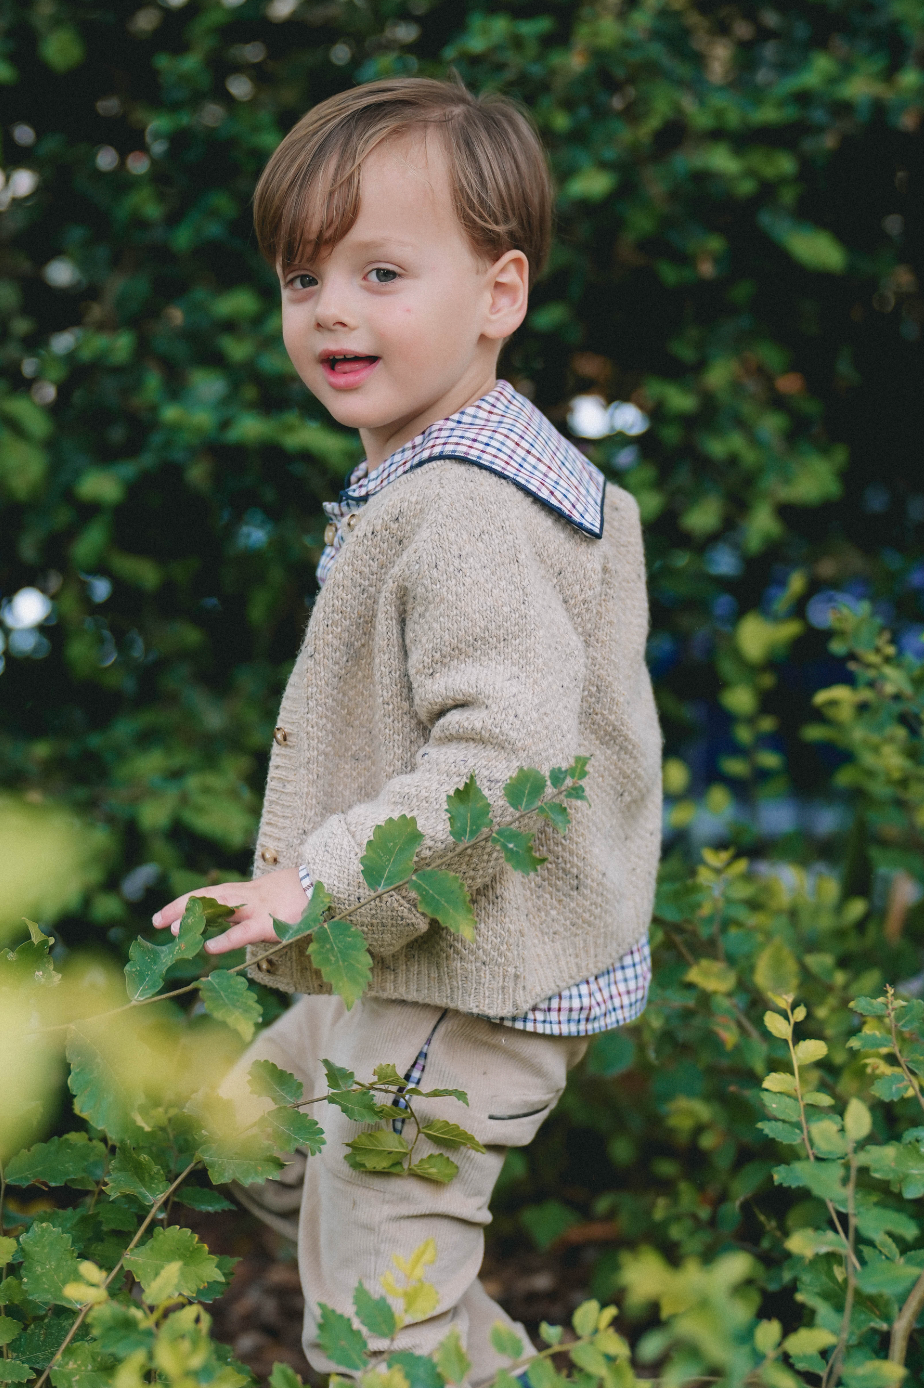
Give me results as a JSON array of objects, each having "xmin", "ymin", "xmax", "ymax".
[{"xmin": 248, "ymin": 461, "xmax": 662, "ymax": 1017}]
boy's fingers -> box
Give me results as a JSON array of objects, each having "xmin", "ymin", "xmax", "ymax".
[{"xmin": 204, "ymin": 917, "xmax": 278, "ymax": 955}]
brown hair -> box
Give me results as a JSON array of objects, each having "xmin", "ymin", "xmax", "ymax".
[{"xmin": 253, "ymin": 77, "xmax": 553, "ymax": 282}]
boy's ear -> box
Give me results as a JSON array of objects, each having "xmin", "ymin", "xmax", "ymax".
[{"xmin": 483, "ymin": 250, "xmax": 530, "ymax": 341}]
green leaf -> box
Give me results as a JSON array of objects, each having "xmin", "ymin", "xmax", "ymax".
[
  {"xmin": 503, "ymin": 767, "xmax": 547, "ymax": 812},
  {"xmin": 569, "ymin": 1342, "xmax": 608, "ymax": 1376},
  {"xmin": 327, "ymin": 1088, "xmax": 382, "ymax": 1123},
  {"xmin": 407, "ymin": 1153, "xmax": 459, "ymax": 1183},
  {"xmin": 538, "ymin": 801, "xmax": 571, "ymax": 833},
  {"xmin": 0, "ymin": 1316, "xmax": 21, "ymax": 1348},
  {"xmin": 851, "ymin": 997, "xmax": 889, "ymax": 1017},
  {"xmin": 47, "ymin": 1340, "xmax": 113, "ymax": 1388},
  {"xmin": 66, "ymin": 1029, "xmax": 141, "ymax": 1142},
  {"xmin": 412, "ymin": 1087, "xmax": 469, "ymax": 1104},
  {"xmin": 344, "ymin": 1130, "xmax": 409, "ymax": 1173},
  {"xmin": 758, "ymin": 207, "xmax": 848, "ymax": 274},
  {"xmin": 446, "ymin": 774, "xmax": 493, "ymax": 842},
  {"xmin": 685, "ymin": 959, "xmax": 737, "ymax": 993},
  {"xmin": 861, "ymin": 1142, "xmax": 924, "ymax": 1199},
  {"xmin": 19, "ymin": 1223, "xmax": 82, "ymax": 1308},
  {"xmin": 269, "ymin": 1366, "xmax": 304, "ymax": 1388},
  {"xmin": 782, "ymin": 1327, "xmax": 838, "ymax": 1357},
  {"xmin": 249, "ymin": 1059, "xmax": 304, "ymax": 1106},
  {"xmin": 199, "ymin": 970, "xmax": 263, "ymax": 1041},
  {"xmin": 354, "ymin": 1281, "xmax": 397, "ymax": 1338},
  {"xmin": 373, "ymin": 1063, "xmax": 404, "ymax": 1086},
  {"xmin": 124, "ymin": 1226, "xmax": 222, "ymax": 1299},
  {"xmin": 434, "ymin": 1326, "xmax": 471, "ymax": 1385},
  {"xmin": 387, "ymin": 1353, "xmax": 443, "ymax": 1388},
  {"xmin": 491, "ymin": 827, "xmax": 547, "ymax": 874},
  {"xmin": 0, "ymin": 1364, "xmax": 32, "ymax": 1383},
  {"xmin": 360, "ymin": 816, "xmax": 424, "ymax": 892},
  {"xmin": 123, "ymin": 894, "xmax": 228, "ymax": 1001},
  {"xmin": 549, "ymin": 767, "xmax": 568, "ymax": 790},
  {"xmin": 521, "ymin": 1200, "xmax": 581, "ymax": 1251},
  {"xmin": 761, "ymin": 1092, "xmax": 801, "ymax": 1122},
  {"xmin": 262, "ymin": 1107, "xmax": 326, "ymax": 1155},
  {"xmin": 773, "ymin": 1159, "xmax": 847, "ymax": 1204},
  {"xmin": 198, "ymin": 1123, "xmax": 286, "ymax": 1187},
  {"xmin": 539, "ymin": 1322, "xmax": 563, "ymax": 1346},
  {"xmin": 172, "ymin": 1187, "xmax": 235, "ymax": 1213},
  {"xmin": 4, "ymin": 1134, "xmax": 107, "ymax": 1189},
  {"xmin": 322, "ymin": 1059, "xmax": 355, "ymax": 1092},
  {"xmin": 273, "ymin": 881, "xmax": 332, "ymax": 943},
  {"xmin": 419, "ymin": 1120, "xmax": 486, "ymax": 1153},
  {"xmin": 754, "ymin": 939, "xmax": 800, "ymax": 997},
  {"xmin": 572, "ymin": 1299, "xmax": 601, "ymax": 1338},
  {"xmin": 855, "ymin": 1259, "xmax": 923, "ymax": 1297},
  {"xmin": 758, "ymin": 1121, "xmax": 804, "ymax": 1145},
  {"xmin": 308, "ymin": 919, "xmax": 373, "ymax": 1010},
  {"xmin": 315, "ymin": 1304, "xmax": 369, "ymax": 1370},
  {"xmin": 0, "ymin": 1239, "xmax": 15, "ymax": 1266},
  {"xmin": 490, "ymin": 1322, "xmax": 524, "ymax": 1359},
  {"xmin": 408, "ymin": 870, "xmax": 476, "ymax": 941},
  {"xmin": 563, "ymin": 783, "xmax": 588, "ymax": 802},
  {"xmin": 104, "ymin": 1147, "xmax": 169, "ymax": 1204}
]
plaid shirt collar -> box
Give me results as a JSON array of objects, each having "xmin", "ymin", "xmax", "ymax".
[{"xmin": 317, "ymin": 379, "xmax": 605, "ymax": 584}]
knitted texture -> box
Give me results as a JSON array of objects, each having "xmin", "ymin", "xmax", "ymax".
[{"xmin": 248, "ymin": 461, "xmax": 662, "ymax": 1016}]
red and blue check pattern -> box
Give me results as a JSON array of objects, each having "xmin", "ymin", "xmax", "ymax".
[
  {"xmin": 307, "ymin": 381, "xmax": 650, "ymax": 1036},
  {"xmin": 316, "ymin": 378, "xmax": 606, "ymax": 586}
]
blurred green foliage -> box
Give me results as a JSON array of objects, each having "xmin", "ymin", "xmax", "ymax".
[{"xmin": 3, "ymin": 0, "xmax": 924, "ymax": 1379}]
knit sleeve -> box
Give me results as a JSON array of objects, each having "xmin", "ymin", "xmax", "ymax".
[{"xmin": 296, "ymin": 479, "xmax": 593, "ymax": 958}]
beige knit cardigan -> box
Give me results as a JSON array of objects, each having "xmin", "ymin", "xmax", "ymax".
[{"xmin": 248, "ymin": 460, "xmax": 662, "ymax": 1016}]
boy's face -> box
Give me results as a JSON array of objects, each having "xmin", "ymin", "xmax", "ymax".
[{"xmin": 279, "ymin": 130, "xmax": 528, "ymax": 466}]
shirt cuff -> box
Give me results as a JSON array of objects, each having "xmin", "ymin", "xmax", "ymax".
[{"xmin": 297, "ymin": 864, "xmax": 313, "ymax": 899}]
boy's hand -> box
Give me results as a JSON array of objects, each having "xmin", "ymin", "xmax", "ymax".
[{"xmin": 152, "ymin": 867, "xmax": 308, "ymax": 955}]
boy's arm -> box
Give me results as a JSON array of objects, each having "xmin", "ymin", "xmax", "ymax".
[{"xmin": 297, "ymin": 488, "xmax": 591, "ymax": 957}]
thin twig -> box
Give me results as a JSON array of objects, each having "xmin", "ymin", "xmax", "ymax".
[
  {"xmin": 34, "ymin": 1158, "xmax": 199, "ymax": 1388},
  {"xmin": 886, "ymin": 986, "xmax": 924, "ymax": 1117},
  {"xmin": 823, "ymin": 1145, "xmax": 858, "ymax": 1388}
]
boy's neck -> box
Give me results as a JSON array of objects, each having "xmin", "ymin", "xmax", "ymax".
[{"xmin": 358, "ymin": 364, "xmax": 500, "ymax": 473}]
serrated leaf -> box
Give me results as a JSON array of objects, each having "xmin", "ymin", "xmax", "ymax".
[
  {"xmin": 4, "ymin": 1134, "xmax": 107, "ymax": 1189},
  {"xmin": 249, "ymin": 1059, "xmax": 304, "ymax": 1106},
  {"xmin": 762, "ymin": 1092, "xmax": 801, "ymax": 1122},
  {"xmin": 503, "ymin": 767, "xmax": 547, "ymax": 812},
  {"xmin": 872, "ymin": 1074, "xmax": 913, "ymax": 1101},
  {"xmin": 315, "ymin": 1304, "xmax": 368, "ymax": 1370},
  {"xmin": 773, "ymin": 1159, "xmax": 847, "ymax": 1203},
  {"xmin": 758, "ymin": 1121, "xmax": 804, "ymax": 1144},
  {"xmin": 408, "ymin": 870, "xmax": 476, "ymax": 941},
  {"xmin": 344, "ymin": 1130, "xmax": 409, "ymax": 1172},
  {"xmin": 124, "ymin": 1226, "xmax": 222, "ymax": 1299},
  {"xmin": 273, "ymin": 881, "xmax": 332, "ymax": 943},
  {"xmin": 490, "ymin": 1322, "xmax": 524, "ymax": 1359},
  {"xmin": 172, "ymin": 1187, "xmax": 235, "ymax": 1213},
  {"xmin": 327, "ymin": 1088, "xmax": 382, "ymax": 1123},
  {"xmin": 123, "ymin": 895, "xmax": 221, "ymax": 1001},
  {"xmin": 784, "ymin": 1227, "xmax": 844, "ymax": 1259},
  {"xmin": 198, "ymin": 1121, "xmax": 286, "ymax": 1187},
  {"xmin": 407, "ymin": 1153, "xmax": 459, "ymax": 1183},
  {"xmin": 104, "ymin": 1147, "xmax": 168, "ymax": 1204},
  {"xmin": 412, "ymin": 1087, "xmax": 469, "ymax": 1104},
  {"xmin": 387, "ymin": 1353, "xmax": 442, "ymax": 1388},
  {"xmin": 549, "ymin": 767, "xmax": 568, "ymax": 790},
  {"xmin": 66, "ymin": 1029, "xmax": 141, "ymax": 1143},
  {"xmin": 20, "ymin": 1223, "xmax": 82, "ymax": 1308},
  {"xmin": 0, "ymin": 1316, "xmax": 21, "ymax": 1347},
  {"xmin": 199, "ymin": 970, "xmax": 263, "ymax": 1041},
  {"xmin": 0, "ymin": 1363, "xmax": 32, "ymax": 1383},
  {"xmin": 861, "ymin": 1142, "xmax": 924, "ymax": 1199},
  {"xmin": 851, "ymin": 997, "xmax": 889, "ymax": 1017},
  {"xmin": 568, "ymin": 756, "xmax": 591, "ymax": 781},
  {"xmin": 374, "ymin": 1063, "xmax": 404, "ymax": 1086},
  {"xmin": 446, "ymin": 775, "xmax": 493, "ymax": 843},
  {"xmin": 323, "ymin": 1059, "xmax": 355, "ymax": 1092},
  {"xmin": 360, "ymin": 816, "xmax": 424, "ymax": 892},
  {"xmin": 491, "ymin": 827, "xmax": 547, "ymax": 874},
  {"xmin": 308, "ymin": 919, "xmax": 373, "ymax": 1010},
  {"xmin": 262, "ymin": 1107, "xmax": 326, "ymax": 1155},
  {"xmin": 354, "ymin": 1282, "xmax": 397, "ymax": 1338},
  {"xmin": 537, "ymin": 801, "xmax": 570, "ymax": 833},
  {"xmin": 419, "ymin": 1120, "xmax": 486, "ymax": 1153},
  {"xmin": 855, "ymin": 1260, "xmax": 923, "ymax": 1297},
  {"xmin": 763, "ymin": 1010, "xmax": 792, "ymax": 1040},
  {"xmin": 434, "ymin": 1327, "xmax": 471, "ymax": 1385}
]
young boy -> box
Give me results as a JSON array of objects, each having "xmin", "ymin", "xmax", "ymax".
[{"xmin": 152, "ymin": 77, "xmax": 661, "ymax": 1382}]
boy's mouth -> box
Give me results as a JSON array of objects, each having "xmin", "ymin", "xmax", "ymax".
[{"xmin": 320, "ymin": 351, "xmax": 381, "ymax": 388}]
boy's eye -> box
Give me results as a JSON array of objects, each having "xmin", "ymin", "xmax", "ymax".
[
  {"xmin": 290, "ymin": 273, "xmax": 317, "ymax": 290},
  {"xmin": 368, "ymin": 268, "xmax": 398, "ymax": 284}
]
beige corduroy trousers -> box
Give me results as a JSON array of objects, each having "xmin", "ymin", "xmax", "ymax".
[{"xmin": 223, "ymin": 995, "xmax": 587, "ymax": 1384}]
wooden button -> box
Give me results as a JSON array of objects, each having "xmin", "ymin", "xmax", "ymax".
[
  {"xmin": 260, "ymin": 847, "xmax": 278, "ymax": 866},
  {"xmin": 273, "ymin": 726, "xmax": 289, "ymax": 746},
  {"xmin": 346, "ymin": 512, "xmax": 359, "ymax": 531},
  {"xmin": 324, "ymin": 521, "xmax": 337, "ymax": 545}
]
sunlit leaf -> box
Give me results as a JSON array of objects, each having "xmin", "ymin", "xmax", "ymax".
[
  {"xmin": 344, "ymin": 1130, "xmax": 409, "ymax": 1173},
  {"xmin": 408, "ymin": 870, "xmax": 476, "ymax": 941},
  {"xmin": 446, "ymin": 775, "xmax": 493, "ymax": 843},
  {"xmin": 124, "ymin": 1226, "xmax": 222, "ymax": 1299},
  {"xmin": 104, "ymin": 1146, "xmax": 169, "ymax": 1204},
  {"xmin": 249, "ymin": 1059, "xmax": 304, "ymax": 1106},
  {"xmin": 419, "ymin": 1119, "xmax": 485, "ymax": 1152},
  {"xmin": 407, "ymin": 1153, "xmax": 459, "ymax": 1183},
  {"xmin": 199, "ymin": 970, "xmax": 263, "ymax": 1041}
]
